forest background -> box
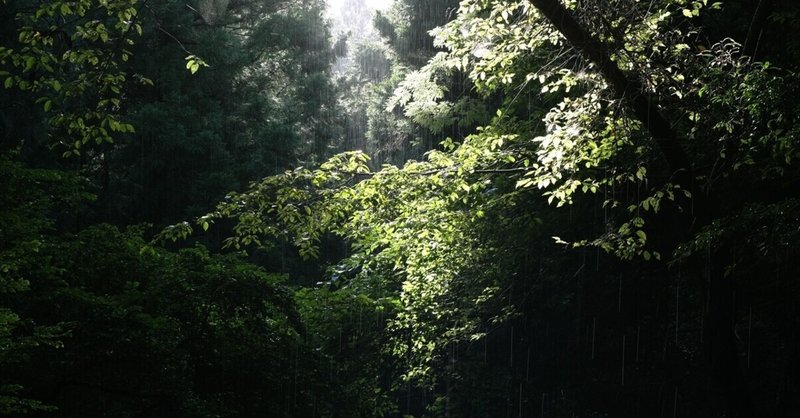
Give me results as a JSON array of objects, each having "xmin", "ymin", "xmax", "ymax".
[{"xmin": 1, "ymin": 0, "xmax": 799, "ymax": 416}]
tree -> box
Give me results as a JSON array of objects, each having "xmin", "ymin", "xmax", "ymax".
[
  {"xmin": 0, "ymin": 0, "xmax": 142, "ymax": 155},
  {"xmin": 165, "ymin": 0, "xmax": 800, "ymax": 415},
  {"xmin": 0, "ymin": 156, "xmax": 77, "ymax": 414},
  {"xmin": 337, "ymin": 0, "xmax": 488, "ymax": 167},
  {"xmin": 93, "ymin": 0, "xmax": 340, "ymax": 227}
]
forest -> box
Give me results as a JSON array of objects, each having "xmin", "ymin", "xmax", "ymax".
[{"xmin": 1, "ymin": 0, "xmax": 799, "ymax": 416}]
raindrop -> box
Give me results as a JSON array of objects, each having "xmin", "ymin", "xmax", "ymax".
[
  {"xmin": 672, "ymin": 386, "xmax": 678, "ymax": 418},
  {"xmin": 747, "ymin": 305, "xmax": 752, "ymax": 368},
  {"xmin": 591, "ymin": 317, "xmax": 596, "ymax": 360},
  {"xmin": 541, "ymin": 392, "xmax": 546, "ymax": 418},
  {"xmin": 484, "ymin": 326, "xmax": 488, "ymax": 363},
  {"xmin": 510, "ymin": 325, "xmax": 514, "ymax": 367},
  {"xmin": 675, "ymin": 280, "xmax": 680, "ymax": 345},
  {"xmin": 621, "ymin": 334, "xmax": 626, "ymax": 386},
  {"xmin": 526, "ymin": 347, "xmax": 531, "ymax": 381}
]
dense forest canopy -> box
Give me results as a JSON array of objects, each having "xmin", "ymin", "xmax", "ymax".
[{"xmin": 1, "ymin": 0, "xmax": 799, "ymax": 416}]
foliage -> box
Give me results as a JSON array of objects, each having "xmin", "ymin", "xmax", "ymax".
[
  {"xmin": 0, "ymin": 0, "xmax": 143, "ymax": 155},
  {"xmin": 0, "ymin": 156, "xmax": 75, "ymax": 413},
  {"xmin": 8, "ymin": 224, "xmax": 306, "ymax": 416},
  {"xmin": 423, "ymin": 0, "xmax": 799, "ymax": 258},
  {"xmin": 0, "ymin": 151, "xmax": 395, "ymax": 416},
  {"xmin": 98, "ymin": 0, "xmax": 334, "ymax": 226},
  {"xmin": 4, "ymin": 0, "xmax": 800, "ymax": 416},
  {"xmin": 375, "ymin": 0, "xmax": 459, "ymax": 67},
  {"xmin": 295, "ymin": 286, "xmax": 398, "ymax": 416},
  {"xmin": 162, "ymin": 123, "xmax": 542, "ymax": 383},
  {"xmin": 160, "ymin": 0, "xmax": 800, "ymax": 415}
]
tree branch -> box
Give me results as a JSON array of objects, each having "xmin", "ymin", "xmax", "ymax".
[{"xmin": 529, "ymin": 0, "xmax": 691, "ymax": 177}]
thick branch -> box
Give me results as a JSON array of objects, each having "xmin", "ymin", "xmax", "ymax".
[{"xmin": 529, "ymin": 0, "xmax": 691, "ymax": 176}]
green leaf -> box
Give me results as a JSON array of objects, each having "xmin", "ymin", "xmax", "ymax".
[{"xmin": 515, "ymin": 178, "xmax": 533, "ymax": 189}]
